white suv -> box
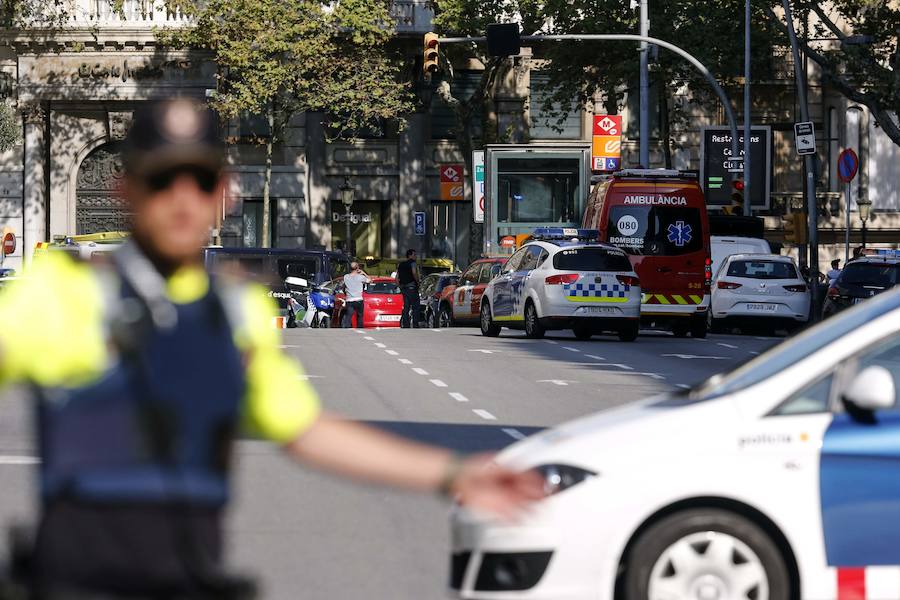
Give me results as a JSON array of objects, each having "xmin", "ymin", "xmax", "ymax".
[{"xmin": 479, "ymin": 229, "xmax": 642, "ymax": 341}]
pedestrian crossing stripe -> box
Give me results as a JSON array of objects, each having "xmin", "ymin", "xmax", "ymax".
[{"xmin": 641, "ymin": 293, "xmax": 704, "ymax": 305}]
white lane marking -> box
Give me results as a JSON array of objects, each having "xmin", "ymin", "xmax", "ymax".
[
  {"xmin": 430, "ymin": 379, "xmax": 448, "ymax": 388},
  {"xmin": 537, "ymin": 379, "xmax": 574, "ymax": 386},
  {"xmin": 544, "ymin": 340, "xmax": 558, "ymax": 345},
  {"xmin": 562, "ymin": 346, "xmax": 581, "ymax": 352},
  {"xmin": 468, "ymin": 349, "xmax": 499, "ymax": 354},
  {"xmin": 0, "ymin": 456, "xmax": 39, "ymax": 465},
  {"xmin": 412, "ymin": 368, "xmax": 429, "ymax": 376},
  {"xmin": 633, "ymin": 372, "xmax": 666, "ymax": 380},
  {"xmin": 749, "ymin": 351, "xmax": 760, "ymax": 355},
  {"xmin": 278, "ymin": 345, "xmax": 302, "ymax": 349},
  {"xmin": 385, "ymin": 350, "xmax": 399, "ymax": 356},
  {"xmin": 398, "ymin": 358, "xmax": 413, "ymax": 365},
  {"xmin": 577, "ymin": 363, "xmax": 633, "ymax": 370},
  {"xmin": 661, "ymin": 353, "xmax": 729, "ymax": 360},
  {"xmin": 473, "ymin": 409, "xmax": 497, "ymax": 421},
  {"xmin": 431, "ymin": 329, "xmax": 442, "ymax": 332},
  {"xmin": 374, "ymin": 343, "xmax": 387, "ymax": 348},
  {"xmin": 363, "ymin": 336, "xmax": 375, "ymax": 341},
  {"xmin": 449, "ymin": 393, "xmax": 469, "ymax": 403},
  {"xmin": 502, "ymin": 428, "xmax": 526, "ymax": 440},
  {"xmin": 675, "ymin": 384, "xmax": 691, "ymax": 389},
  {"xmin": 585, "ymin": 354, "xmax": 606, "ymax": 361},
  {"xmin": 717, "ymin": 342, "xmax": 739, "ymax": 349},
  {"xmin": 298, "ymin": 375, "xmax": 325, "ymax": 380}
]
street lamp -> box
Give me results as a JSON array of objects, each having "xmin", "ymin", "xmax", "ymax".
[
  {"xmin": 339, "ymin": 177, "xmax": 355, "ymax": 255},
  {"xmin": 857, "ymin": 196, "xmax": 872, "ymax": 249}
]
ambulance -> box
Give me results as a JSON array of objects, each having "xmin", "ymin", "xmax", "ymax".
[{"xmin": 583, "ymin": 170, "xmax": 711, "ymax": 338}]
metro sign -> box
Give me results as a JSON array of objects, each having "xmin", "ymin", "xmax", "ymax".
[
  {"xmin": 440, "ymin": 165, "xmax": 462, "ymax": 183},
  {"xmin": 593, "ymin": 115, "xmax": 622, "ymax": 136},
  {"xmin": 592, "ymin": 115, "xmax": 623, "ymax": 172}
]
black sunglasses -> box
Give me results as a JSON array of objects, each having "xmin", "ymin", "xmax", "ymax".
[{"xmin": 145, "ymin": 166, "xmax": 219, "ymax": 194}]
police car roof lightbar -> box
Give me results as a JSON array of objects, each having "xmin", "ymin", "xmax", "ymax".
[{"xmin": 531, "ymin": 227, "xmax": 600, "ymax": 241}]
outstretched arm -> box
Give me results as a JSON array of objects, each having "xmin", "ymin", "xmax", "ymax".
[{"xmin": 286, "ymin": 413, "xmax": 544, "ymax": 520}]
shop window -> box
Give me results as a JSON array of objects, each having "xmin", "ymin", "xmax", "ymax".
[{"xmin": 529, "ymin": 72, "xmax": 582, "ymax": 139}]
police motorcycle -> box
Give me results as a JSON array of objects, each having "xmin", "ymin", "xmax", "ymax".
[{"xmin": 284, "ymin": 277, "xmax": 334, "ymax": 328}]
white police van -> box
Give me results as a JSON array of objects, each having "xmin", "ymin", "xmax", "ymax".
[{"xmin": 479, "ymin": 228, "xmax": 641, "ymax": 341}]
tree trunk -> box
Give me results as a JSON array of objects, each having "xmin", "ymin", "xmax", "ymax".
[
  {"xmin": 658, "ymin": 79, "xmax": 672, "ymax": 169},
  {"xmin": 262, "ymin": 101, "xmax": 274, "ymax": 248}
]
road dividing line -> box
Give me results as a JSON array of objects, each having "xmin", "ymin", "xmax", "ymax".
[
  {"xmin": 585, "ymin": 354, "xmax": 606, "ymax": 361},
  {"xmin": 385, "ymin": 350, "xmax": 399, "ymax": 356},
  {"xmin": 562, "ymin": 346, "xmax": 581, "ymax": 352},
  {"xmin": 662, "ymin": 353, "xmax": 729, "ymax": 360},
  {"xmin": 749, "ymin": 351, "xmax": 760, "ymax": 355},
  {"xmin": 717, "ymin": 342, "xmax": 739, "ymax": 349},
  {"xmin": 430, "ymin": 329, "xmax": 442, "ymax": 333},
  {"xmin": 449, "ymin": 393, "xmax": 469, "ymax": 403},
  {"xmin": 278, "ymin": 345, "xmax": 302, "ymax": 349},
  {"xmin": 364, "ymin": 336, "xmax": 375, "ymax": 341},
  {"xmin": 675, "ymin": 384, "xmax": 691, "ymax": 389},
  {"xmin": 472, "ymin": 409, "xmax": 497, "ymax": 421},
  {"xmin": 412, "ymin": 368, "xmax": 429, "ymax": 376},
  {"xmin": 298, "ymin": 374, "xmax": 325, "ymax": 380},
  {"xmin": 468, "ymin": 349, "xmax": 498, "ymax": 354},
  {"xmin": 502, "ymin": 428, "xmax": 526, "ymax": 440},
  {"xmin": 544, "ymin": 340, "xmax": 558, "ymax": 345},
  {"xmin": 374, "ymin": 343, "xmax": 386, "ymax": 348},
  {"xmin": 0, "ymin": 456, "xmax": 39, "ymax": 465},
  {"xmin": 633, "ymin": 372, "xmax": 666, "ymax": 380},
  {"xmin": 430, "ymin": 379, "xmax": 448, "ymax": 388},
  {"xmin": 537, "ymin": 379, "xmax": 572, "ymax": 386},
  {"xmin": 398, "ymin": 358, "xmax": 413, "ymax": 365}
]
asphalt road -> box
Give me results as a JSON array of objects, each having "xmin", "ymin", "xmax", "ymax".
[{"xmin": 0, "ymin": 326, "xmax": 781, "ymax": 599}]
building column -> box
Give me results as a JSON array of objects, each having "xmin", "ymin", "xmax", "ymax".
[
  {"xmin": 22, "ymin": 105, "xmax": 47, "ymax": 265},
  {"xmin": 397, "ymin": 111, "xmax": 427, "ymax": 257},
  {"xmin": 305, "ymin": 112, "xmax": 330, "ymax": 250}
]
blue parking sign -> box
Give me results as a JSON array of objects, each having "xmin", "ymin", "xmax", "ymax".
[
  {"xmin": 414, "ymin": 211, "xmax": 426, "ymax": 236},
  {"xmin": 605, "ymin": 158, "xmax": 621, "ymax": 171}
]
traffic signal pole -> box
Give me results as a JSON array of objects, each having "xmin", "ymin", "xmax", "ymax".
[
  {"xmin": 742, "ymin": 0, "xmax": 752, "ymax": 217},
  {"xmin": 435, "ymin": 33, "xmax": 742, "ymax": 163},
  {"xmin": 781, "ymin": 0, "xmax": 820, "ymax": 320},
  {"xmin": 639, "ymin": 0, "xmax": 650, "ymax": 168}
]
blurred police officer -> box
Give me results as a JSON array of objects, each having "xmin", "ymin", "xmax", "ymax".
[{"xmin": 0, "ymin": 99, "xmax": 542, "ymax": 598}]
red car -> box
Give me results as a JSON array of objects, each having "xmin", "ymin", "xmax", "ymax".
[
  {"xmin": 436, "ymin": 257, "xmax": 507, "ymax": 326},
  {"xmin": 332, "ymin": 276, "xmax": 404, "ymax": 328}
]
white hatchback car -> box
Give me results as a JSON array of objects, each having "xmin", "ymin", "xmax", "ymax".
[
  {"xmin": 479, "ymin": 229, "xmax": 642, "ymax": 341},
  {"xmin": 710, "ymin": 254, "xmax": 810, "ymax": 333},
  {"xmin": 452, "ymin": 288, "xmax": 900, "ymax": 600}
]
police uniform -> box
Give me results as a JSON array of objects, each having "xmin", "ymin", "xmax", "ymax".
[{"xmin": 0, "ymin": 101, "xmax": 320, "ymax": 598}]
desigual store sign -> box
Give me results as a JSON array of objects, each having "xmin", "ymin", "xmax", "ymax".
[
  {"xmin": 331, "ymin": 201, "xmax": 382, "ymax": 257},
  {"xmin": 18, "ymin": 52, "xmax": 216, "ymax": 100}
]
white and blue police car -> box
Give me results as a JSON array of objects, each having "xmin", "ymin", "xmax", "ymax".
[
  {"xmin": 452, "ymin": 287, "xmax": 900, "ymax": 600},
  {"xmin": 479, "ymin": 228, "xmax": 642, "ymax": 341}
]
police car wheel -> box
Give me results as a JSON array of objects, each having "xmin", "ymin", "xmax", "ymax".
[
  {"xmin": 524, "ymin": 302, "xmax": 544, "ymax": 339},
  {"xmin": 480, "ymin": 302, "xmax": 501, "ymax": 337},
  {"xmin": 623, "ymin": 509, "xmax": 790, "ymax": 600},
  {"xmin": 618, "ymin": 321, "xmax": 639, "ymax": 342},
  {"xmin": 707, "ymin": 311, "xmax": 723, "ymax": 334},
  {"xmin": 690, "ymin": 316, "xmax": 708, "ymax": 339}
]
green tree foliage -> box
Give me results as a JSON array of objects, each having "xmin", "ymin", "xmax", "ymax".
[
  {"xmin": 765, "ymin": 0, "xmax": 900, "ymax": 146},
  {"xmin": 0, "ymin": 102, "xmax": 20, "ymax": 152},
  {"xmin": 160, "ymin": 0, "xmax": 414, "ymax": 246}
]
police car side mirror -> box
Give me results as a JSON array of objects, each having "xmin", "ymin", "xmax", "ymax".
[{"xmin": 842, "ymin": 366, "xmax": 896, "ymax": 415}]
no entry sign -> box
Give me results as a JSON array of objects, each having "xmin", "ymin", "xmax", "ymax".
[
  {"xmin": 2, "ymin": 232, "xmax": 15, "ymax": 256},
  {"xmin": 838, "ymin": 149, "xmax": 859, "ymax": 184}
]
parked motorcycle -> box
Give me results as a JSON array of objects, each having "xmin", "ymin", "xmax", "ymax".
[{"xmin": 285, "ymin": 277, "xmax": 334, "ymax": 328}]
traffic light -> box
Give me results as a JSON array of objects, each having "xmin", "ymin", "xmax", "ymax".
[
  {"xmin": 783, "ymin": 212, "xmax": 808, "ymax": 245},
  {"xmin": 730, "ymin": 178, "xmax": 745, "ymax": 205},
  {"xmin": 423, "ymin": 32, "xmax": 440, "ymax": 75},
  {"xmin": 486, "ymin": 23, "xmax": 521, "ymax": 57}
]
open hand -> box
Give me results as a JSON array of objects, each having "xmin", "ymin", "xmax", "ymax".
[{"xmin": 449, "ymin": 454, "xmax": 545, "ymax": 521}]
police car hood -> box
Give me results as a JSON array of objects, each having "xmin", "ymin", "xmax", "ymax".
[{"xmin": 496, "ymin": 393, "xmax": 739, "ymax": 470}]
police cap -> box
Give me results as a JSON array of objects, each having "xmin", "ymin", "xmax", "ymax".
[{"xmin": 123, "ymin": 98, "xmax": 224, "ymax": 179}]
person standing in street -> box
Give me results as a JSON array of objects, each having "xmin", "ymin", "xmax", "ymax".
[
  {"xmin": 827, "ymin": 259, "xmax": 842, "ymax": 286},
  {"xmin": 397, "ymin": 249, "xmax": 421, "ymax": 328},
  {"xmin": 342, "ymin": 261, "xmax": 370, "ymax": 328},
  {"xmin": 0, "ymin": 99, "xmax": 543, "ymax": 599}
]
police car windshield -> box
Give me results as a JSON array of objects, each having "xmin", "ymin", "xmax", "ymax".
[
  {"xmin": 608, "ymin": 206, "xmax": 702, "ymax": 256},
  {"xmin": 553, "ymin": 247, "xmax": 632, "ymax": 272},
  {"xmin": 841, "ymin": 262, "xmax": 899, "ymax": 287},
  {"xmin": 687, "ymin": 288, "xmax": 900, "ymax": 402}
]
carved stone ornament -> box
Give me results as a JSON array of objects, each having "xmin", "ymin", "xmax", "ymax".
[
  {"xmin": 76, "ymin": 143, "xmax": 131, "ymax": 235},
  {"xmin": 21, "ymin": 103, "xmax": 45, "ymax": 125},
  {"xmin": 107, "ymin": 111, "xmax": 133, "ymax": 141}
]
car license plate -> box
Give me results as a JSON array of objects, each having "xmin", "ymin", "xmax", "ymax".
[
  {"xmin": 746, "ymin": 303, "xmax": 777, "ymax": 312},
  {"xmin": 579, "ymin": 306, "xmax": 617, "ymax": 315},
  {"xmin": 379, "ymin": 314, "xmax": 401, "ymax": 321}
]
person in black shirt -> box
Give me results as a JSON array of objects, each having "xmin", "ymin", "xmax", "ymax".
[{"xmin": 397, "ymin": 249, "xmax": 421, "ymax": 328}]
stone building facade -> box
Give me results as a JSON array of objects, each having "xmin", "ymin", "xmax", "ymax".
[{"xmin": 0, "ymin": 1, "xmax": 896, "ymax": 273}]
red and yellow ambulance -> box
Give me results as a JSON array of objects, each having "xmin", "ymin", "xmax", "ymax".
[{"xmin": 582, "ymin": 169, "xmax": 711, "ymax": 337}]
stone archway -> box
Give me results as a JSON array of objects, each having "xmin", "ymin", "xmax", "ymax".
[{"xmin": 75, "ymin": 142, "xmax": 130, "ymax": 234}]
